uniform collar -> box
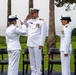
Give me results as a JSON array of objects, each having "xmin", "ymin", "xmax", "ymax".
[
  {"xmin": 10, "ymin": 24, "xmax": 17, "ymax": 27},
  {"xmin": 63, "ymin": 24, "xmax": 69, "ymax": 28},
  {"xmin": 32, "ymin": 17, "xmax": 39, "ymax": 21},
  {"xmin": 65, "ymin": 24, "xmax": 69, "ymax": 27}
]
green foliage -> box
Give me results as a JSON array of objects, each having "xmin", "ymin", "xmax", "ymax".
[
  {"xmin": 55, "ymin": 0, "xmax": 76, "ymax": 6},
  {"xmin": 0, "ymin": 35, "xmax": 75, "ymax": 46},
  {"xmin": 55, "ymin": 0, "xmax": 76, "ymax": 11},
  {"xmin": 19, "ymin": 36, "xmax": 27, "ymax": 44},
  {"xmin": 56, "ymin": 35, "xmax": 60, "ymax": 42},
  {"xmin": 45, "ymin": 35, "xmax": 60, "ymax": 43},
  {"xmin": 72, "ymin": 28, "xmax": 76, "ymax": 36},
  {"xmin": 71, "ymin": 36, "xmax": 76, "ymax": 41},
  {"xmin": 64, "ymin": 0, "xmax": 76, "ymax": 4},
  {"xmin": 0, "ymin": 36, "xmax": 6, "ymax": 45},
  {"xmin": 0, "ymin": 36, "xmax": 27, "ymax": 45},
  {"xmin": 45, "ymin": 37, "xmax": 48, "ymax": 42}
]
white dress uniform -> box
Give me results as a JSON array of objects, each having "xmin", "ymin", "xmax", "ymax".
[
  {"xmin": 25, "ymin": 17, "xmax": 47, "ymax": 75},
  {"xmin": 5, "ymin": 24, "xmax": 27, "ymax": 75},
  {"xmin": 60, "ymin": 24, "xmax": 72, "ymax": 75}
]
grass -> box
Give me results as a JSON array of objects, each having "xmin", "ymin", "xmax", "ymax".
[{"xmin": 0, "ymin": 36, "xmax": 76, "ymax": 72}]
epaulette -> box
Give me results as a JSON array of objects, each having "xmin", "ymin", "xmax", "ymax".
[
  {"xmin": 65, "ymin": 26, "xmax": 68, "ymax": 28},
  {"xmin": 39, "ymin": 18, "xmax": 44, "ymax": 21},
  {"xmin": 16, "ymin": 26, "xmax": 18, "ymax": 27}
]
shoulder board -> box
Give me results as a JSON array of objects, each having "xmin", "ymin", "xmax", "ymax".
[
  {"xmin": 39, "ymin": 18, "xmax": 44, "ymax": 21},
  {"xmin": 65, "ymin": 26, "xmax": 68, "ymax": 28},
  {"xmin": 16, "ymin": 26, "xmax": 18, "ymax": 27}
]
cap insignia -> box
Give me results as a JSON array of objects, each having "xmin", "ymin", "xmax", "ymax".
[{"xmin": 39, "ymin": 18, "xmax": 44, "ymax": 21}]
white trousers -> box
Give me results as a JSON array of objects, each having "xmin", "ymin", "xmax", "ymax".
[
  {"xmin": 60, "ymin": 51, "xmax": 71, "ymax": 75},
  {"xmin": 28, "ymin": 47, "xmax": 42, "ymax": 75},
  {"xmin": 7, "ymin": 50, "xmax": 20, "ymax": 75}
]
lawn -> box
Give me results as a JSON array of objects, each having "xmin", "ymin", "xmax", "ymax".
[{"xmin": 0, "ymin": 36, "xmax": 76, "ymax": 72}]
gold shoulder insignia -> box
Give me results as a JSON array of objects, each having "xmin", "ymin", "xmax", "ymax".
[
  {"xmin": 36, "ymin": 23, "xmax": 40, "ymax": 28},
  {"xmin": 39, "ymin": 18, "xmax": 44, "ymax": 21}
]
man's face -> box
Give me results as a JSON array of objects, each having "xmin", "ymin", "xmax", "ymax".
[{"xmin": 32, "ymin": 12, "xmax": 39, "ymax": 19}]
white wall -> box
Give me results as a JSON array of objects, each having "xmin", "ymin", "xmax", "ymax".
[
  {"xmin": 0, "ymin": 0, "xmax": 7, "ymax": 35},
  {"xmin": 0, "ymin": 0, "xmax": 76, "ymax": 36}
]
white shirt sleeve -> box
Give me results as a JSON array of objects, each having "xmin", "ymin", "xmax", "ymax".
[
  {"xmin": 24, "ymin": 20, "xmax": 29, "ymax": 27},
  {"xmin": 14, "ymin": 24, "xmax": 27, "ymax": 35},
  {"xmin": 39, "ymin": 21, "xmax": 47, "ymax": 46},
  {"xmin": 64, "ymin": 27, "xmax": 71, "ymax": 54}
]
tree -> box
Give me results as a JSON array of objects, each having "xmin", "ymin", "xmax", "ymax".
[
  {"xmin": 46, "ymin": 0, "xmax": 56, "ymax": 50},
  {"xmin": 28, "ymin": 0, "xmax": 33, "ymax": 18},
  {"xmin": 29, "ymin": 0, "xmax": 33, "ymax": 12},
  {"xmin": 46, "ymin": 0, "xmax": 76, "ymax": 51},
  {"xmin": 55, "ymin": 0, "xmax": 76, "ymax": 11},
  {"xmin": 72, "ymin": 28, "xmax": 76, "ymax": 36},
  {"xmin": 7, "ymin": 0, "xmax": 11, "ymax": 27}
]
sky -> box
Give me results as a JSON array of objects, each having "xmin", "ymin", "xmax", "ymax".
[{"xmin": 0, "ymin": 0, "xmax": 76, "ymax": 36}]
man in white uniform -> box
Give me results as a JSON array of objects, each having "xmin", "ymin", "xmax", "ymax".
[
  {"xmin": 60, "ymin": 15, "xmax": 72, "ymax": 75},
  {"xmin": 24, "ymin": 8, "xmax": 47, "ymax": 75},
  {"xmin": 6, "ymin": 15, "xmax": 27, "ymax": 75}
]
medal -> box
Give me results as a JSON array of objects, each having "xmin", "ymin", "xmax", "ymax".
[
  {"xmin": 61, "ymin": 30, "xmax": 64, "ymax": 34},
  {"xmin": 36, "ymin": 23, "xmax": 40, "ymax": 28}
]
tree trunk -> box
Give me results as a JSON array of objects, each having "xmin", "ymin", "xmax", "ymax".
[
  {"xmin": 46, "ymin": 0, "xmax": 56, "ymax": 51},
  {"xmin": 7, "ymin": 0, "xmax": 11, "ymax": 27},
  {"xmin": 29, "ymin": 0, "xmax": 33, "ymax": 12}
]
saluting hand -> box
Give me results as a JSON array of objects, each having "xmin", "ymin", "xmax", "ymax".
[
  {"xmin": 25, "ymin": 14, "xmax": 30, "ymax": 20},
  {"xmin": 19, "ymin": 20, "xmax": 24, "ymax": 25}
]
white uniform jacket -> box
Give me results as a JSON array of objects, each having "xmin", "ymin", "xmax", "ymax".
[
  {"xmin": 60, "ymin": 24, "xmax": 72, "ymax": 54},
  {"xmin": 5, "ymin": 24, "xmax": 27, "ymax": 50},
  {"xmin": 25, "ymin": 17, "xmax": 47, "ymax": 47}
]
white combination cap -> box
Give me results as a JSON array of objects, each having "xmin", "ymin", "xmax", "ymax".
[
  {"xmin": 30, "ymin": 8, "xmax": 40, "ymax": 12},
  {"xmin": 8, "ymin": 15, "xmax": 18, "ymax": 22},
  {"xmin": 60, "ymin": 15, "xmax": 71, "ymax": 22}
]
